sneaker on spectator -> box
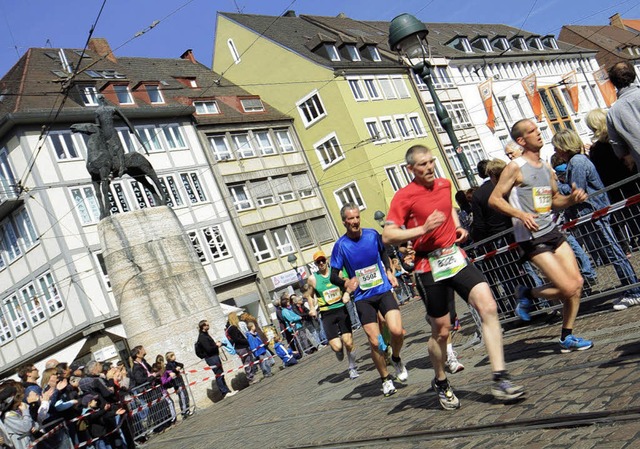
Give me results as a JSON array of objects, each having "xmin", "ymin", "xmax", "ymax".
[
  {"xmin": 349, "ymin": 368, "xmax": 359, "ymax": 380},
  {"xmin": 515, "ymin": 286, "xmax": 532, "ymax": 321},
  {"xmin": 335, "ymin": 346, "xmax": 345, "ymax": 361},
  {"xmin": 491, "ymin": 376, "xmax": 525, "ymax": 401},
  {"xmin": 445, "ymin": 352, "xmax": 464, "ymax": 374},
  {"xmin": 225, "ymin": 390, "xmax": 238, "ymax": 397},
  {"xmin": 612, "ymin": 296, "xmax": 640, "ymax": 311},
  {"xmin": 559, "ymin": 335, "xmax": 593, "ymax": 353},
  {"xmin": 431, "ymin": 378, "xmax": 460, "ymax": 410},
  {"xmin": 391, "ymin": 359, "xmax": 408, "ymax": 382},
  {"xmin": 382, "ymin": 378, "xmax": 396, "ymax": 397}
]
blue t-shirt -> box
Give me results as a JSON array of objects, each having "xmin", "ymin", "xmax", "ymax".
[{"xmin": 330, "ymin": 228, "xmax": 391, "ymax": 301}]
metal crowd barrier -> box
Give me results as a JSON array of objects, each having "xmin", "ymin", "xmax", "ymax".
[{"xmin": 464, "ymin": 172, "xmax": 640, "ymax": 328}]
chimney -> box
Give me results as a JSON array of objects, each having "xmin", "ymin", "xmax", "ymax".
[
  {"xmin": 337, "ymin": 12, "xmax": 348, "ymax": 19},
  {"xmin": 88, "ymin": 38, "xmax": 117, "ymax": 63},
  {"xmin": 180, "ymin": 49, "xmax": 197, "ymax": 64},
  {"xmin": 283, "ymin": 10, "xmax": 296, "ymax": 17},
  {"xmin": 610, "ymin": 13, "xmax": 625, "ymax": 29}
]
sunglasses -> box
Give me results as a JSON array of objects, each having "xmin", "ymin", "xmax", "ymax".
[{"xmin": 315, "ymin": 258, "xmax": 327, "ymax": 264}]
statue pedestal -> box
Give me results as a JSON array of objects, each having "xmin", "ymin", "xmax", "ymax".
[{"xmin": 98, "ymin": 206, "xmax": 240, "ymax": 408}]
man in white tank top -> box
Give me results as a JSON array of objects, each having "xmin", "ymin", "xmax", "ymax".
[{"xmin": 489, "ymin": 119, "xmax": 593, "ymax": 353}]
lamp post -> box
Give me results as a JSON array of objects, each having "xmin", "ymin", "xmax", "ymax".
[
  {"xmin": 287, "ymin": 254, "xmax": 304, "ymax": 288},
  {"xmin": 373, "ymin": 210, "xmax": 386, "ymax": 228},
  {"xmin": 389, "ymin": 13, "xmax": 477, "ymax": 187}
]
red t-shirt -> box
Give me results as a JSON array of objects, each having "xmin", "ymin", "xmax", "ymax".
[{"xmin": 386, "ymin": 178, "xmax": 461, "ymax": 272}]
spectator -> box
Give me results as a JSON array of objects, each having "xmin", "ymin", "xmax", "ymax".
[
  {"xmin": 246, "ymin": 323, "xmax": 273, "ymax": 378},
  {"xmin": 226, "ymin": 313, "xmax": 257, "ymax": 384},
  {"xmin": 195, "ymin": 320, "xmax": 236, "ymax": 398},
  {"xmin": 81, "ymin": 394, "xmax": 126, "ymax": 449},
  {"xmin": 165, "ymin": 352, "xmax": 191, "ymax": 419},
  {"xmin": 606, "ymin": 60, "xmax": 640, "ymax": 171},
  {"xmin": 2, "ymin": 382, "xmax": 37, "ymax": 449},
  {"xmin": 454, "ymin": 191, "xmax": 473, "ymax": 235},
  {"xmin": 273, "ymin": 334, "xmax": 301, "ymax": 367}
]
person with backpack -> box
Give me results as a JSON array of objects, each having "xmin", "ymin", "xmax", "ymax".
[{"xmin": 195, "ymin": 320, "xmax": 237, "ymax": 398}]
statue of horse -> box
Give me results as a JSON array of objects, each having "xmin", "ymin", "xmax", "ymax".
[{"xmin": 71, "ymin": 122, "xmax": 167, "ymax": 219}]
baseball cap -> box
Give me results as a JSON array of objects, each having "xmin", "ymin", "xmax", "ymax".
[
  {"xmin": 81, "ymin": 394, "xmax": 99, "ymax": 407},
  {"xmin": 554, "ymin": 163, "xmax": 567, "ymax": 174},
  {"xmin": 313, "ymin": 250, "xmax": 326, "ymax": 262}
]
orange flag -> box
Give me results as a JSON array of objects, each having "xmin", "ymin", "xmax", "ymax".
[
  {"xmin": 478, "ymin": 79, "xmax": 495, "ymax": 132},
  {"xmin": 522, "ymin": 73, "xmax": 542, "ymax": 121},
  {"xmin": 562, "ymin": 71, "xmax": 579, "ymax": 113},
  {"xmin": 593, "ymin": 67, "xmax": 617, "ymax": 107}
]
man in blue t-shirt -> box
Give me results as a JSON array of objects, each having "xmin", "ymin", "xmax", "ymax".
[{"xmin": 330, "ymin": 203, "xmax": 407, "ymax": 397}]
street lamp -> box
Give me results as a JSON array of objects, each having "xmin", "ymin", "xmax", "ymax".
[
  {"xmin": 373, "ymin": 210, "xmax": 386, "ymax": 228},
  {"xmin": 287, "ymin": 254, "xmax": 304, "ymax": 288},
  {"xmin": 389, "ymin": 13, "xmax": 478, "ymax": 187}
]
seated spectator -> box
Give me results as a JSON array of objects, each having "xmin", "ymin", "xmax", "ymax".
[{"xmin": 273, "ymin": 335, "xmax": 301, "ymax": 367}]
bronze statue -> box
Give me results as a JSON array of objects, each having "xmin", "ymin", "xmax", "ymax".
[{"xmin": 71, "ymin": 116, "xmax": 167, "ymax": 219}]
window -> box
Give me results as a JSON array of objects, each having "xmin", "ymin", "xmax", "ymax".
[
  {"xmin": 113, "ymin": 85, "xmax": 134, "ymax": 105},
  {"xmin": 511, "ymin": 37, "xmax": 528, "ymax": 51},
  {"xmin": 498, "ymin": 97, "xmax": 512, "ymax": 123},
  {"xmin": 378, "ymin": 77, "xmax": 397, "ymax": 99},
  {"xmin": 542, "ymin": 36, "xmax": 558, "ymax": 50},
  {"xmin": 292, "ymin": 222, "xmax": 313, "ymax": 248},
  {"xmin": 145, "ymin": 85, "xmax": 164, "ymax": 104},
  {"xmin": 292, "ymin": 173, "xmax": 314, "ymax": 198},
  {"xmin": 228, "ymin": 38, "xmax": 241, "ymax": 64},
  {"xmin": 528, "ymin": 37, "xmax": 544, "ymax": 50},
  {"xmin": 363, "ymin": 78, "xmax": 381, "ymax": 100},
  {"xmin": 539, "ymin": 86, "xmax": 575, "ymax": 132},
  {"xmin": 14, "ymin": 209, "xmax": 37, "ymax": 250},
  {"xmin": 189, "ymin": 231, "xmax": 206, "ymax": 263},
  {"xmin": 311, "ymin": 217, "xmax": 333, "ymax": 242},
  {"xmin": 334, "ymin": 182, "xmax": 365, "ymax": 210},
  {"xmin": 380, "ymin": 118, "xmax": 399, "ymax": 141},
  {"xmin": 324, "ymin": 44, "xmax": 340, "ymax": 61},
  {"xmin": 363, "ymin": 46, "xmax": 381, "ymax": 61},
  {"xmin": 104, "ymin": 181, "xmax": 130, "ymax": 214},
  {"xmin": 4, "ymin": 296, "xmax": 28, "ymax": 335},
  {"xmin": 49, "ymin": 131, "xmax": 81, "ymax": 160},
  {"xmin": 449, "ymin": 37, "xmax": 473, "ymax": 53},
  {"xmin": 136, "ymin": 126, "xmax": 163, "ymax": 152},
  {"xmin": 162, "ymin": 124, "xmax": 187, "ymax": 149},
  {"xmin": 297, "ymin": 92, "xmax": 326, "ymax": 127},
  {"xmin": 37, "ymin": 272, "xmax": 63, "ymax": 315},
  {"xmin": 408, "ymin": 115, "xmax": 427, "ymax": 136},
  {"xmin": 158, "ymin": 176, "xmax": 183, "ymax": 208},
  {"xmin": 395, "ymin": 117, "xmax": 411, "ymax": 139},
  {"xmin": 432, "ymin": 67, "xmax": 454, "ymax": 88},
  {"xmin": 445, "ymin": 142, "xmax": 487, "ymax": 178},
  {"xmin": 81, "ymin": 86, "xmax": 99, "ymax": 106},
  {"xmin": 348, "ymin": 79, "xmax": 366, "ymax": 101},
  {"xmin": 400, "ymin": 163, "xmax": 414, "ymax": 184},
  {"xmin": 446, "ymin": 102, "xmax": 473, "ymax": 129},
  {"xmin": 391, "ymin": 76, "xmax": 411, "ymax": 97},
  {"xmin": 130, "ymin": 179, "xmax": 158, "ymax": 209},
  {"xmin": 203, "ymin": 226, "xmax": 229, "ymax": 260},
  {"xmin": 0, "ymin": 149, "xmax": 17, "ymax": 201},
  {"xmin": 275, "ymin": 176, "xmax": 295, "ymax": 202},
  {"xmin": 385, "ymin": 166, "xmax": 404, "ymax": 191},
  {"xmin": 540, "ymin": 126, "xmax": 552, "ymax": 143},
  {"xmin": 561, "ymin": 88, "xmax": 576, "ymax": 114},
  {"xmin": 0, "ymin": 307, "xmax": 12, "ymax": 344},
  {"xmin": 180, "ymin": 172, "xmax": 207, "ymax": 203},
  {"xmin": 21, "ymin": 284, "xmax": 44, "ymax": 326},
  {"xmin": 250, "ymin": 180, "xmax": 276, "ymax": 207},
  {"xmin": 1, "ymin": 221, "xmax": 20, "ymax": 261},
  {"xmin": 471, "ymin": 37, "xmax": 492, "ymax": 52},
  {"xmin": 254, "ymin": 131, "xmax": 276, "ymax": 156},
  {"xmin": 194, "ymin": 101, "xmax": 219, "ymax": 114},
  {"xmin": 240, "ymin": 98, "xmax": 264, "ymax": 112},
  {"xmin": 345, "ymin": 45, "xmax": 360, "ymax": 61},
  {"xmin": 71, "ymin": 186, "xmax": 101, "ymax": 224},
  {"xmin": 492, "ymin": 37, "xmax": 510, "ymax": 51},
  {"xmin": 249, "ymin": 233, "xmax": 273, "ymax": 262},
  {"xmin": 314, "ymin": 133, "xmax": 344, "ymax": 169},
  {"xmin": 275, "ymin": 130, "xmax": 295, "ymax": 153},
  {"xmin": 512, "ymin": 94, "xmax": 527, "ymax": 119},
  {"xmin": 413, "ymin": 70, "xmax": 428, "ymax": 90},
  {"xmin": 273, "ymin": 227, "xmax": 294, "ymax": 255},
  {"xmin": 95, "ymin": 253, "xmax": 111, "ymax": 289},
  {"xmin": 209, "ymin": 135, "xmax": 233, "ymax": 161},
  {"xmin": 365, "ymin": 119, "xmax": 383, "ymax": 143},
  {"xmin": 232, "ymin": 133, "xmax": 256, "ymax": 158},
  {"xmin": 117, "ymin": 129, "xmax": 137, "ymax": 153},
  {"xmin": 229, "ymin": 185, "xmax": 252, "ymax": 211}
]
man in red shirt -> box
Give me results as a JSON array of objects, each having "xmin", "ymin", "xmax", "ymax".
[{"xmin": 382, "ymin": 144, "xmax": 524, "ymax": 410}]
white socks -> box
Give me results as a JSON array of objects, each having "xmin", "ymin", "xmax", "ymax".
[
  {"xmin": 447, "ymin": 343, "xmax": 454, "ymax": 358},
  {"xmin": 347, "ymin": 350, "xmax": 357, "ymax": 369}
]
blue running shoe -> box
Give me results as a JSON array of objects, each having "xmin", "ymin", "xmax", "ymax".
[
  {"xmin": 514, "ymin": 286, "xmax": 532, "ymax": 321},
  {"xmin": 559, "ymin": 335, "xmax": 593, "ymax": 353},
  {"xmin": 377, "ymin": 334, "xmax": 388, "ymax": 354}
]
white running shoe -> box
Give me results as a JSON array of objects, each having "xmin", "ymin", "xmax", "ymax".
[
  {"xmin": 445, "ymin": 352, "xmax": 465, "ymax": 374},
  {"xmin": 613, "ymin": 296, "xmax": 640, "ymax": 310},
  {"xmin": 382, "ymin": 378, "xmax": 397, "ymax": 397},
  {"xmin": 391, "ymin": 359, "xmax": 408, "ymax": 382}
]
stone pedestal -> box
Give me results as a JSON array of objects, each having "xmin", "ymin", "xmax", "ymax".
[{"xmin": 98, "ymin": 206, "xmax": 236, "ymax": 408}]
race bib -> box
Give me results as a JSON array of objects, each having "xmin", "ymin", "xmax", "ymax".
[
  {"xmin": 355, "ymin": 264, "xmax": 383, "ymax": 290},
  {"xmin": 322, "ymin": 287, "xmax": 342, "ymax": 305},
  {"xmin": 428, "ymin": 244, "xmax": 468, "ymax": 282},
  {"xmin": 532, "ymin": 186, "xmax": 552, "ymax": 213}
]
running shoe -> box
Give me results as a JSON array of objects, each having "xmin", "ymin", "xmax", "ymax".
[
  {"xmin": 431, "ymin": 378, "xmax": 460, "ymax": 410},
  {"xmin": 514, "ymin": 286, "xmax": 532, "ymax": 321},
  {"xmin": 224, "ymin": 390, "xmax": 238, "ymax": 397},
  {"xmin": 382, "ymin": 378, "xmax": 397, "ymax": 397},
  {"xmin": 349, "ymin": 368, "xmax": 359, "ymax": 380},
  {"xmin": 391, "ymin": 358, "xmax": 408, "ymax": 382},
  {"xmin": 445, "ymin": 352, "xmax": 465, "ymax": 374},
  {"xmin": 335, "ymin": 346, "xmax": 345, "ymax": 361},
  {"xmin": 491, "ymin": 377, "xmax": 525, "ymax": 401},
  {"xmin": 612, "ymin": 296, "xmax": 640, "ymax": 311},
  {"xmin": 377, "ymin": 334, "xmax": 388, "ymax": 354},
  {"xmin": 559, "ymin": 334, "xmax": 593, "ymax": 353}
]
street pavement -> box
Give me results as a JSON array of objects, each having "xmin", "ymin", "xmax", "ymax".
[{"xmin": 145, "ymin": 296, "xmax": 640, "ymax": 449}]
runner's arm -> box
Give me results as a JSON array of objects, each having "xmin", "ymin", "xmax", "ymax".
[
  {"xmin": 382, "ymin": 211, "xmax": 446, "ymax": 246},
  {"xmin": 489, "ymin": 162, "xmax": 539, "ymax": 231}
]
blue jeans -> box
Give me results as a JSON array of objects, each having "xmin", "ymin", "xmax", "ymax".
[
  {"xmin": 577, "ymin": 215, "xmax": 640, "ymax": 297},
  {"xmin": 204, "ymin": 355, "xmax": 230, "ymax": 394},
  {"xmin": 565, "ymin": 232, "xmax": 597, "ymax": 282}
]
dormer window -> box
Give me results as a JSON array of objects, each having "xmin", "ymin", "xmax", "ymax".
[
  {"xmin": 101, "ymin": 70, "xmax": 126, "ymax": 79},
  {"xmin": 80, "ymin": 86, "xmax": 99, "ymax": 106},
  {"xmin": 345, "ymin": 44, "xmax": 361, "ymax": 62},
  {"xmin": 113, "ymin": 85, "xmax": 134, "ymax": 105},
  {"xmin": 492, "ymin": 37, "xmax": 510, "ymax": 51},
  {"xmin": 85, "ymin": 70, "xmax": 102, "ymax": 78},
  {"xmin": 448, "ymin": 37, "xmax": 473, "ymax": 53},
  {"xmin": 145, "ymin": 85, "xmax": 164, "ymax": 104},
  {"xmin": 511, "ymin": 37, "xmax": 528, "ymax": 51},
  {"xmin": 324, "ymin": 44, "xmax": 340, "ymax": 61},
  {"xmin": 527, "ymin": 36, "xmax": 544, "ymax": 50},
  {"xmin": 542, "ymin": 36, "xmax": 559, "ymax": 50},
  {"xmin": 240, "ymin": 98, "xmax": 264, "ymax": 112},
  {"xmin": 362, "ymin": 45, "xmax": 381, "ymax": 62},
  {"xmin": 194, "ymin": 100, "xmax": 219, "ymax": 115},
  {"xmin": 471, "ymin": 37, "xmax": 492, "ymax": 52}
]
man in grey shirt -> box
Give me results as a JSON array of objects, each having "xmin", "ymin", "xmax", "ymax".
[{"xmin": 607, "ymin": 61, "xmax": 640, "ymax": 171}]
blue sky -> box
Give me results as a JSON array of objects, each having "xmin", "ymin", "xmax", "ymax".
[{"xmin": 0, "ymin": 0, "xmax": 637, "ymax": 76}]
